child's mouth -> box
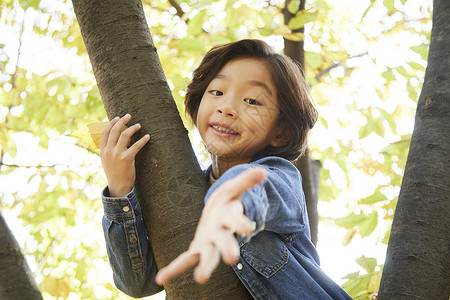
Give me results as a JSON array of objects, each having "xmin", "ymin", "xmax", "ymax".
[{"xmin": 210, "ymin": 124, "xmax": 239, "ymax": 136}]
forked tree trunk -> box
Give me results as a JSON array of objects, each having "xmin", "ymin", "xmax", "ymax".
[
  {"xmin": 378, "ymin": 0, "xmax": 450, "ymax": 298},
  {"xmin": 0, "ymin": 212, "xmax": 43, "ymax": 299},
  {"xmin": 283, "ymin": 0, "xmax": 320, "ymax": 246},
  {"xmin": 71, "ymin": 0, "xmax": 251, "ymax": 298}
]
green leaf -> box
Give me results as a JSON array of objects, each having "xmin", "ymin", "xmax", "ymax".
[
  {"xmin": 383, "ymin": 134, "xmax": 411, "ymax": 157},
  {"xmin": 336, "ymin": 213, "xmax": 367, "ymax": 228},
  {"xmin": 39, "ymin": 133, "xmax": 49, "ymax": 149},
  {"xmin": 360, "ymin": 118, "xmax": 384, "ymax": 138},
  {"xmin": 359, "ymin": 212, "xmax": 378, "ymax": 237},
  {"xmin": 316, "ymin": 0, "xmax": 331, "ymax": 12},
  {"xmin": 381, "ymin": 69, "xmax": 395, "ymax": 82},
  {"xmin": 342, "ymin": 228, "xmax": 357, "ymax": 246},
  {"xmin": 376, "ymin": 87, "xmax": 387, "ymax": 100},
  {"xmin": 360, "ymin": 193, "xmax": 386, "ymax": 205},
  {"xmin": 227, "ymin": 26, "xmax": 241, "ymax": 41},
  {"xmin": 383, "ymin": 0, "xmax": 395, "ymax": 13},
  {"xmin": 187, "ymin": 10, "xmax": 206, "ymax": 36},
  {"xmin": 407, "ymin": 81, "xmax": 418, "ymax": 102},
  {"xmin": 395, "ymin": 66, "xmax": 410, "ymax": 78},
  {"xmin": 341, "ymin": 273, "xmax": 371, "ymax": 295},
  {"xmin": 381, "ymin": 225, "xmax": 391, "ymax": 244},
  {"xmin": 209, "ymin": 34, "xmax": 231, "ymax": 45},
  {"xmin": 407, "ymin": 61, "xmax": 425, "ymax": 71},
  {"xmin": 320, "ymin": 117, "xmax": 328, "ymax": 129},
  {"xmin": 410, "ymin": 44, "xmax": 429, "ymax": 60},
  {"xmin": 0, "ymin": 165, "xmax": 15, "ymax": 175},
  {"xmin": 359, "ymin": 125, "xmax": 370, "ymax": 139},
  {"xmin": 356, "ymin": 256, "xmax": 377, "ymax": 273},
  {"xmin": 1, "ymin": 131, "xmax": 17, "ymax": 159},
  {"xmin": 305, "ymin": 51, "xmax": 323, "ymax": 70},
  {"xmin": 287, "ymin": 0, "xmax": 300, "ymax": 14},
  {"xmin": 342, "ymin": 271, "xmax": 360, "ymax": 280},
  {"xmin": 288, "ymin": 11, "xmax": 318, "ymax": 30},
  {"xmin": 283, "ymin": 32, "xmax": 305, "ymax": 42},
  {"xmin": 175, "ymin": 37, "xmax": 206, "ymax": 52},
  {"xmin": 368, "ymin": 273, "xmax": 381, "ymax": 292},
  {"xmin": 335, "ymin": 156, "xmax": 347, "ymax": 172},
  {"xmin": 258, "ymin": 27, "xmax": 273, "ymax": 37}
]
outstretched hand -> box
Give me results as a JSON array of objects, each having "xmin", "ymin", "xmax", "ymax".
[
  {"xmin": 100, "ymin": 114, "xmax": 150, "ymax": 198},
  {"xmin": 155, "ymin": 167, "xmax": 267, "ymax": 286}
]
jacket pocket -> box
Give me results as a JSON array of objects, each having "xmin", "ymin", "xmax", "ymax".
[{"xmin": 241, "ymin": 231, "xmax": 288, "ymax": 278}]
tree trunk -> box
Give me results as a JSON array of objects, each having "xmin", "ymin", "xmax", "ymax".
[
  {"xmin": 283, "ymin": 0, "xmax": 320, "ymax": 246},
  {"xmin": 378, "ymin": 0, "xmax": 450, "ymax": 298},
  {"xmin": 71, "ymin": 0, "xmax": 251, "ymax": 298},
  {"xmin": 0, "ymin": 212, "xmax": 43, "ymax": 300}
]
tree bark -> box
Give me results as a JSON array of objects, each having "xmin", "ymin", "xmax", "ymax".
[
  {"xmin": 283, "ymin": 0, "xmax": 320, "ymax": 246},
  {"xmin": 378, "ymin": 0, "xmax": 450, "ymax": 298},
  {"xmin": 71, "ymin": 0, "xmax": 251, "ymax": 298},
  {"xmin": 0, "ymin": 212, "xmax": 43, "ymax": 300}
]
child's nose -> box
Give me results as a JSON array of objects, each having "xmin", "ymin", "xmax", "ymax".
[{"xmin": 217, "ymin": 105, "xmax": 236, "ymax": 118}]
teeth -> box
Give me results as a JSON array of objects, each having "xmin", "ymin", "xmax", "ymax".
[{"xmin": 212, "ymin": 125, "xmax": 236, "ymax": 134}]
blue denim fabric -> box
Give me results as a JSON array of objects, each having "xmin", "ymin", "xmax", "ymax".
[
  {"xmin": 102, "ymin": 156, "xmax": 352, "ymax": 299},
  {"xmin": 102, "ymin": 187, "xmax": 163, "ymax": 297}
]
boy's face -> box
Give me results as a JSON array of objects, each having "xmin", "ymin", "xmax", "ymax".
[{"xmin": 196, "ymin": 57, "xmax": 282, "ymax": 164}]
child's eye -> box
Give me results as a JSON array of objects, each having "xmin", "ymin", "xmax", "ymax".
[
  {"xmin": 209, "ymin": 90, "xmax": 223, "ymax": 96},
  {"xmin": 244, "ymin": 99, "xmax": 259, "ymax": 105}
]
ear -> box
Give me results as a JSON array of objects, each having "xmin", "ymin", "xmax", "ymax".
[{"xmin": 270, "ymin": 131, "xmax": 290, "ymax": 148}]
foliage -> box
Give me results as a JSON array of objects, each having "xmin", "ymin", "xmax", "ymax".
[{"xmin": 0, "ymin": 0, "xmax": 431, "ymax": 298}]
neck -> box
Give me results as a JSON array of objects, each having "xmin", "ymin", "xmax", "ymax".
[{"xmin": 210, "ymin": 154, "xmax": 250, "ymax": 179}]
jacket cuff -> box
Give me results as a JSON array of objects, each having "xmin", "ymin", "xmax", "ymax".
[
  {"xmin": 240, "ymin": 184, "xmax": 268, "ymax": 239},
  {"xmin": 102, "ymin": 187, "xmax": 141, "ymax": 220}
]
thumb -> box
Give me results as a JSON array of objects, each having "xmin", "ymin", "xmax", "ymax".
[{"xmin": 219, "ymin": 167, "xmax": 267, "ymax": 199}]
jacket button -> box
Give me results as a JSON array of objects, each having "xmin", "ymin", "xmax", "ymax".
[
  {"xmin": 130, "ymin": 234, "xmax": 138, "ymax": 243},
  {"xmin": 122, "ymin": 206, "xmax": 130, "ymax": 212},
  {"xmin": 237, "ymin": 263, "xmax": 243, "ymax": 270}
]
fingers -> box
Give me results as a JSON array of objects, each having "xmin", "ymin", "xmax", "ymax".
[
  {"xmin": 100, "ymin": 116, "xmax": 119, "ymax": 149},
  {"xmin": 212, "ymin": 230, "xmax": 240, "ymax": 265},
  {"xmin": 117, "ymin": 123, "xmax": 149, "ymax": 150},
  {"xmin": 155, "ymin": 251, "xmax": 200, "ymax": 286},
  {"xmin": 194, "ymin": 244, "xmax": 221, "ymax": 284},
  {"xmin": 101, "ymin": 114, "xmax": 150, "ymax": 152},
  {"xmin": 155, "ymin": 232, "xmax": 240, "ymax": 286},
  {"xmin": 216, "ymin": 167, "xmax": 268, "ymax": 201},
  {"xmin": 222, "ymin": 201, "xmax": 256, "ymax": 237},
  {"xmin": 107, "ymin": 113, "xmax": 132, "ymax": 147},
  {"xmin": 127, "ymin": 133, "xmax": 151, "ymax": 156}
]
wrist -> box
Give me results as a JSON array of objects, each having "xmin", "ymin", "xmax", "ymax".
[{"xmin": 108, "ymin": 185, "xmax": 132, "ymax": 198}]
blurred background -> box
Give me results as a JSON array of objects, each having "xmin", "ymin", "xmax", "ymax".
[{"xmin": 0, "ymin": 0, "xmax": 432, "ymax": 299}]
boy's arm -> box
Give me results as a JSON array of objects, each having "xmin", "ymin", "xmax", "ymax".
[
  {"xmin": 214, "ymin": 158, "xmax": 307, "ymax": 235},
  {"xmin": 100, "ymin": 114, "xmax": 161, "ymax": 296},
  {"xmin": 155, "ymin": 167, "xmax": 266, "ymax": 285},
  {"xmin": 102, "ymin": 187, "xmax": 163, "ymax": 297}
]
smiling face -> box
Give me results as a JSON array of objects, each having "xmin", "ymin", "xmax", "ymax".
[{"xmin": 196, "ymin": 57, "xmax": 284, "ymax": 169}]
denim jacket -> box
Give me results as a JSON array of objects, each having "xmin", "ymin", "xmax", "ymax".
[{"xmin": 101, "ymin": 156, "xmax": 352, "ymax": 299}]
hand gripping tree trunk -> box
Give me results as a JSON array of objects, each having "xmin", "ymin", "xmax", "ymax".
[
  {"xmin": 283, "ymin": 0, "xmax": 320, "ymax": 246},
  {"xmin": 0, "ymin": 212, "xmax": 43, "ymax": 300},
  {"xmin": 378, "ymin": 0, "xmax": 450, "ymax": 298},
  {"xmin": 71, "ymin": 0, "xmax": 251, "ymax": 298}
]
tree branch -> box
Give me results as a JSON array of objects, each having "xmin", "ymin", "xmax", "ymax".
[
  {"xmin": 167, "ymin": 0, "xmax": 184, "ymax": 18},
  {"xmin": 315, "ymin": 52, "xmax": 368, "ymax": 82}
]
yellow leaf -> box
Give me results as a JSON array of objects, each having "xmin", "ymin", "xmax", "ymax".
[
  {"xmin": 40, "ymin": 276, "xmax": 70, "ymax": 299},
  {"xmin": 67, "ymin": 126, "xmax": 97, "ymax": 149},
  {"xmin": 87, "ymin": 121, "xmax": 108, "ymax": 149},
  {"xmin": 68, "ymin": 121, "xmax": 128, "ymax": 149}
]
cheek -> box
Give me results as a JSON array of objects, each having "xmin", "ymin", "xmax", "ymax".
[{"xmin": 196, "ymin": 100, "xmax": 208, "ymax": 129}]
